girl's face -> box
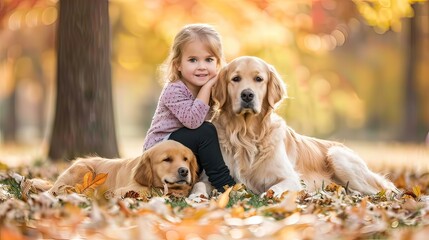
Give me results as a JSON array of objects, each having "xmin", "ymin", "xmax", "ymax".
[{"xmin": 178, "ymin": 39, "xmax": 218, "ymax": 95}]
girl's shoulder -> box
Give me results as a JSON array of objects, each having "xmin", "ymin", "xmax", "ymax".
[
  {"xmin": 160, "ymin": 81, "xmax": 191, "ymax": 99},
  {"xmin": 163, "ymin": 81, "xmax": 189, "ymax": 93},
  {"xmin": 167, "ymin": 80, "xmax": 186, "ymax": 88}
]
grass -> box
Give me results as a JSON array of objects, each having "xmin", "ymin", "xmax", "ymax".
[{"xmin": 0, "ymin": 178, "xmax": 22, "ymax": 199}]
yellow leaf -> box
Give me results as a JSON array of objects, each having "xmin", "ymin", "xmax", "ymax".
[
  {"xmin": 75, "ymin": 172, "xmax": 109, "ymax": 195},
  {"xmin": 412, "ymin": 185, "xmax": 421, "ymax": 198},
  {"xmin": 83, "ymin": 172, "xmax": 94, "ymax": 189},
  {"xmin": 65, "ymin": 186, "xmax": 75, "ymax": 194},
  {"xmin": 377, "ymin": 189, "xmax": 386, "ymax": 199},
  {"xmin": 75, "ymin": 183, "xmax": 84, "ymax": 194},
  {"xmin": 217, "ymin": 186, "xmax": 232, "ymax": 209},
  {"xmin": 0, "ymin": 162, "xmax": 9, "ymax": 171},
  {"xmin": 232, "ymin": 183, "xmax": 246, "ymax": 191},
  {"xmin": 231, "ymin": 206, "xmax": 245, "ymax": 218},
  {"xmin": 92, "ymin": 173, "xmax": 108, "ymax": 187}
]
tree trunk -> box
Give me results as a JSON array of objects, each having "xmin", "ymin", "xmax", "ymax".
[{"xmin": 48, "ymin": 0, "xmax": 119, "ymax": 160}]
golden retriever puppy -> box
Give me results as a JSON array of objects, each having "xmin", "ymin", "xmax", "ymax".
[
  {"xmin": 49, "ymin": 140, "xmax": 198, "ymax": 197},
  {"xmin": 211, "ymin": 56, "xmax": 397, "ymax": 196}
]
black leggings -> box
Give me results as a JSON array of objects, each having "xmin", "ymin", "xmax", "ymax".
[{"xmin": 169, "ymin": 122, "xmax": 235, "ymax": 192}]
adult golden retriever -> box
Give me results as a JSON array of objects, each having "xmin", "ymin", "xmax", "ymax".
[
  {"xmin": 49, "ymin": 140, "xmax": 198, "ymax": 197},
  {"xmin": 211, "ymin": 56, "xmax": 397, "ymax": 196}
]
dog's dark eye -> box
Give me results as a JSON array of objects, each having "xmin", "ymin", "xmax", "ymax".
[
  {"xmin": 183, "ymin": 157, "xmax": 188, "ymax": 162},
  {"xmin": 163, "ymin": 157, "xmax": 172, "ymax": 163},
  {"xmin": 255, "ymin": 76, "xmax": 263, "ymax": 82},
  {"xmin": 232, "ymin": 76, "xmax": 241, "ymax": 82}
]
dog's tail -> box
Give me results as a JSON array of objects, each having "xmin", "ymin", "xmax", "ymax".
[{"xmin": 327, "ymin": 146, "xmax": 398, "ymax": 195}]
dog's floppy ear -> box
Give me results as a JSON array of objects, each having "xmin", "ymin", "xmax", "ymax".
[
  {"xmin": 267, "ymin": 64, "xmax": 287, "ymax": 108},
  {"xmin": 133, "ymin": 150, "xmax": 153, "ymax": 187},
  {"xmin": 212, "ymin": 65, "xmax": 228, "ymax": 110},
  {"xmin": 188, "ymin": 152, "xmax": 199, "ymax": 185}
]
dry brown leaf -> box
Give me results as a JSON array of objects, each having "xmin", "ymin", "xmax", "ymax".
[
  {"xmin": 181, "ymin": 207, "xmax": 209, "ymax": 220},
  {"xmin": 232, "ymin": 183, "xmax": 246, "ymax": 191},
  {"xmin": 74, "ymin": 172, "xmax": 108, "ymax": 194},
  {"xmin": 20, "ymin": 178, "xmax": 32, "ymax": 202},
  {"xmin": 231, "ymin": 205, "xmax": 245, "ymax": 218},
  {"xmin": 83, "ymin": 171, "xmax": 93, "ymax": 188},
  {"xmin": 159, "ymin": 218, "xmax": 221, "ymax": 239},
  {"xmin": 74, "ymin": 183, "xmax": 84, "ymax": 194},
  {"xmin": 118, "ymin": 199, "xmax": 135, "ymax": 217},
  {"xmin": 402, "ymin": 197, "xmax": 425, "ymax": 212},
  {"xmin": 394, "ymin": 172, "xmax": 407, "ymax": 189},
  {"xmin": 412, "ymin": 185, "xmax": 422, "ymax": 199},
  {"xmin": 0, "ymin": 227, "xmax": 27, "ymax": 240},
  {"xmin": 217, "ymin": 186, "xmax": 232, "ymax": 208},
  {"xmin": 92, "ymin": 173, "xmax": 109, "ymax": 186},
  {"xmin": 278, "ymin": 191, "xmax": 298, "ymax": 212},
  {"xmin": 265, "ymin": 189, "xmax": 275, "ymax": 199},
  {"xmin": 325, "ymin": 182, "xmax": 341, "ymax": 192}
]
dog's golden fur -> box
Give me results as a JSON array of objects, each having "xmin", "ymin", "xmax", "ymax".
[
  {"xmin": 49, "ymin": 140, "xmax": 198, "ymax": 197},
  {"xmin": 211, "ymin": 56, "xmax": 397, "ymax": 195}
]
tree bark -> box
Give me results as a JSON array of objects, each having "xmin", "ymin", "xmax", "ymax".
[{"xmin": 48, "ymin": 0, "xmax": 119, "ymax": 160}]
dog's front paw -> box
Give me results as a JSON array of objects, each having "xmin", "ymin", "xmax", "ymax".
[
  {"xmin": 260, "ymin": 189, "xmax": 276, "ymax": 199},
  {"xmin": 188, "ymin": 192, "xmax": 209, "ymax": 202},
  {"xmin": 261, "ymin": 188, "xmax": 291, "ymax": 199}
]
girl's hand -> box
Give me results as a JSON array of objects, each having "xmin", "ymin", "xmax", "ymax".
[
  {"xmin": 205, "ymin": 74, "xmax": 218, "ymax": 88},
  {"xmin": 196, "ymin": 74, "xmax": 218, "ymax": 105}
]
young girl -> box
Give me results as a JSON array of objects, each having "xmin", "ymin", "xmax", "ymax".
[{"xmin": 143, "ymin": 23, "xmax": 235, "ymax": 192}]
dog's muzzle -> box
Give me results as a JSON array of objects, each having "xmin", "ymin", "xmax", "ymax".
[
  {"xmin": 240, "ymin": 88, "xmax": 255, "ymax": 110},
  {"xmin": 178, "ymin": 167, "xmax": 189, "ymax": 177},
  {"xmin": 164, "ymin": 167, "xmax": 191, "ymax": 185}
]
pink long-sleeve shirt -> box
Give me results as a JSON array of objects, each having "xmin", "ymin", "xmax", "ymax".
[{"xmin": 143, "ymin": 80, "xmax": 210, "ymax": 151}]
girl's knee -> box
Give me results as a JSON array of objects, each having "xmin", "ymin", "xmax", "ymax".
[{"xmin": 199, "ymin": 122, "xmax": 218, "ymax": 136}]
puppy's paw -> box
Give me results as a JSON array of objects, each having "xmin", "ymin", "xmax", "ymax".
[{"xmin": 124, "ymin": 190, "xmax": 140, "ymax": 199}]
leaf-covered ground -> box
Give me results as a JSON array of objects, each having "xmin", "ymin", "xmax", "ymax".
[{"xmin": 1, "ymin": 160, "xmax": 429, "ymax": 240}]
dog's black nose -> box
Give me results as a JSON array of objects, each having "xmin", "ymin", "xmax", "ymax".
[
  {"xmin": 241, "ymin": 89, "xmax": 254, "ymax": 103},
  {"xmin": 178, "ymin": 167, "xmax": 189, "ymax": 177}
]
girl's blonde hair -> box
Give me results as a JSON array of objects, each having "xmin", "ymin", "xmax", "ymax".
[{"xmin": 160, "ymin": 23, "xmax": 226, "ymax": 83}]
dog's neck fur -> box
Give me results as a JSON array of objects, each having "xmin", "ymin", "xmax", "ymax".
[{"xmin": 213, "ymin": 103, "xmax": 275, "ymax": 165}]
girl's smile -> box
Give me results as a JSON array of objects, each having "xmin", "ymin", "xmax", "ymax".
[{"xmin": 178, "ymin": 39, "xmax": 217, "ymax": 95}]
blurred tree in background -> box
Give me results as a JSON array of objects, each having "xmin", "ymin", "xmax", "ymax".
[
  {"xmin": 0, "ymin": 0, "xmax": 428, "ymax": 158},
  {"xmin": 48, "ymin": 0, "xmax": 119, "ymax": 160},
  {"xmin": 0, "ymin": 0, "xmax": 54, "ymax": 144}
]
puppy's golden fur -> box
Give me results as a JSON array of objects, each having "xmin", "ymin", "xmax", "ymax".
[
  {"xmin": 49, "ymin": 140, "xmax": 198, "ymax": 197},
  {"xmin": 212, "ymin": 56, "xmax": 397, "ymax": 195}
]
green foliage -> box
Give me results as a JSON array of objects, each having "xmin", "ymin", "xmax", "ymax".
[
  {"xmin": 0, "ymin": 178, "xmax": 22, "ymax": 199},
  {"xmin": 165, "ymin": 196, "xmax": 189, "ymax": 210},
  {"xmin": 226, "ymin": 190, "xmax": 272, "ymax": 209}
]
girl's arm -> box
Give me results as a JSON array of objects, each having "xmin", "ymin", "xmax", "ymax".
[
  {"xmin": 195, "ymin": 75, "xmax": 217, "ymax": 105},
  {"xmin": 162, "ymin": 83, "xmax": 210, "ymax": 129}
]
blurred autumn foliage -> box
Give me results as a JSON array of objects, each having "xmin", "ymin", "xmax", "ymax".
[{"xmin": 0, "ymin": 0, "xmax": 428, "ymax": 150}]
